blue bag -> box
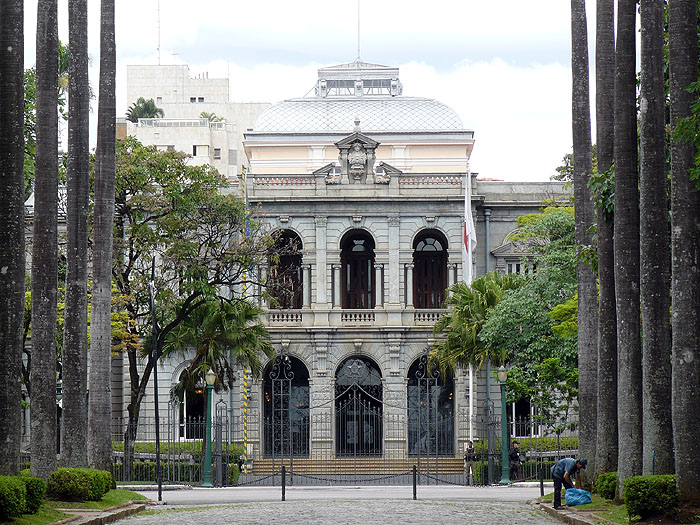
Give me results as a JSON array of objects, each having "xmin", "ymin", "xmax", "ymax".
[{"xmin": 565, "ymin": 488, "xmax": 592, "ymax": 506}]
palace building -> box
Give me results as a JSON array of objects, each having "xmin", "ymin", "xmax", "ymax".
[{"xmin": 122, "ymin": 60, "xmax": 569, "ymax": 467}]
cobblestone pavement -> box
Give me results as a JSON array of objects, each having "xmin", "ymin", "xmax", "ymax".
[{"xmin": 117, "ymin": 500, "xmax": 560, "ymax": 525}]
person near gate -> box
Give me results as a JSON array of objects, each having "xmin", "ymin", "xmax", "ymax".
[
  {"xmin": 509, "ymin": 440, "xmax": 523, "ymax": 480},
  {"xmin": 551, "ymin": 457, "xmax": 587, "ymax": 509},
  {"xmin": 463, "ymin": 440, "xmax": 475, "ymax": 485}
]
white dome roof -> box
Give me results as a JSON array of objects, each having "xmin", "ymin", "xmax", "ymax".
[{"xmin": 252, "ymin": 96, "xmax": 465, "ymax": 133}]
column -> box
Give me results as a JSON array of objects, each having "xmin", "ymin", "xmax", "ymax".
[
  {"xmin": 374, "ymin": 263, "xmax": 383, "ymax": 307},
  {"xmin": 405, "ymin": 263, "xmax": 414, "ymax": 308},
  {"xmin": 447, "ymin": 263, "xmax": 456, "ymax": 291},
  {"xmin": 387, "ymin": 216, "xmax": 400, "ymax": 304},
  {"xmin": 302, "ymin": 264, "xmax": 311, "ymax": 308},
  {"xmin": 332, "ymin": 264, "xmax": 342, "ymax": 308},
  {"xmin": 259, "ymin": 265, "xmax": 268, "ymax": 307},
  {"xmin": 314, "ymin": 217, "xmax": 328, "ymax": 305}
]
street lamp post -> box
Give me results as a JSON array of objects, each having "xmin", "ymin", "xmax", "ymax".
[
  {"xmin": 498, "ymin": 365, "xmax": 510, "ymax": 485},
  {"xmin": 202, "ymin": 368, "xmax": 216, "ymax": 487}
]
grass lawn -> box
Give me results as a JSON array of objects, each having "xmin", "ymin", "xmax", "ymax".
[{"xmin": 6, "ymin": 489, "xmax": 149, "ymax": 525}]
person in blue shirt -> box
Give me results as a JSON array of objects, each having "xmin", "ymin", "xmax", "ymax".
[{"xmin": 551, "ymin": 457, "xmax": 587, "ymax": 509}]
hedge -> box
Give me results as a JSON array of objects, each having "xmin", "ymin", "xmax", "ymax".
[
  {"xmin": 624, "ymin": 474, "xmax": 678, "ymax": 520},
  {"xmin": 595, "ymin": 471, "xmax": 617, "ymax": 500},
  {"xmin": 112, "ymin": 441, "xmax": 245, "ymax": 456},
  {"xmin": 0, "ymin": 475, "xmax": 27, "ymax": 520},
  {"xmin": 19, "ymin": 472, "xmax": 46, "ymax": 514},
  {"xmin": 469, "ymin": 436, "xmax": 578, "ymax": 455},
  {"xmin": 47, "ymin": 468, "xmax": 112, "ymax": 502}
]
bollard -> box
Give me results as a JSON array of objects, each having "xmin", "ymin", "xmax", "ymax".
[
  {"xmin": 539, "ymin": 466, "xmax": 544, "ymax": 497},
  {"xmin": 413, "ymin": 465, "xmax": 417, "ymax": 500},
  {"xmin": 281, "ymin": 465, "xmax": 286, "ymax": 501}
]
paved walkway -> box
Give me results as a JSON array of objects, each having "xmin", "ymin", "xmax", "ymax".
[{"xmin": 114, "ymin": 485, "xmax": 562, "ymax": 525}]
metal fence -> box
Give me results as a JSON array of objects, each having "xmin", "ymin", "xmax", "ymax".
[{"xmin": 110, "ymin": 399, "xmax": 578, "ymax": 487}]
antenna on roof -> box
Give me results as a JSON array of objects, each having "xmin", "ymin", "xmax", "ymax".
[
  {"xmin": 157, "ymin": 0, "xmax": 161, "ymax": 65},
  {"xmin": 356, "ymin": 0, "xmax": 361, "ymax": 60}
]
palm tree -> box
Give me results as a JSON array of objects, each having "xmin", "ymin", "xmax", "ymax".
[
  {"xmin": 62, "ymin": 0, "xmax": 90, "ymax": 467},
  {"xmin": 431, "ymin": 271, "xmax": 522, "ymax": 373},
  {"xmin": 30, "ymin": 0, "xmax": 59, "ymax": 480},
  {"xmin": 200, "ymin": 112, "xmax": 222, "ymax": 122},
  {"xmin": 0, "ymin": 0, "xmax": 26, "ymax": 476},
  {"xmin": 162, "ymin": 299, "xmax": 275, "ymax": 396},
  {"xmin": 594, "ymin": 0, "xmax": 618, "ymax": 478},
  {"xmin": 125, "ymin": 97, "xmax": 164, "ymax": 122},
  {"xmin": 614, "ymin": 0, "xmax": 643, "ymax": 497},
  {"xmin": 88, "ymin": 0, "xmax": 116, "ymax": 472},
  {"xmin": 639, "ymin": 0, "xmax": 673, "ymax": 476},
  {"xmin": 570, "ymin": 0, "xmax": 597, "ymax": 478},
  {"xmin": 669, "ymin": 0, "xmax": 700, "ymax": 505}
]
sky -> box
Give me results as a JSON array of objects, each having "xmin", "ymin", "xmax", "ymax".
[{"xmin": 23, "ymin": 1, "xmax": 598, "ymax": 182}]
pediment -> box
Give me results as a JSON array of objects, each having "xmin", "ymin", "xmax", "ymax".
[
  {"xmin": 335, "ymin": 132, "xmax": 380, "ymax": 149},
  {"xmin": 313, "ymin": 162, "xmax": 336, "ymax": 176},
  {"xmin": 377, "ymin": 161, "xmax": 402, "ymax": 175}
]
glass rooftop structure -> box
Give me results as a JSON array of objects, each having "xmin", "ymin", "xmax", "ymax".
[{"xmin": 252, "ymin": 60, "xmax": 466, "ymax": 134}]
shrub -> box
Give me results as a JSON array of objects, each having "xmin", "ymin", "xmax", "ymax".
[
  {"xmin": 47, "ymin": 468, "xmax": 110, "ymax": 501},
  {"xmin": 19, "ymin": 473, "xmax": 46, "ymax": 514},
  {"xmin": 624, "ymin": 474, "xmax": 678, "ymax": 520},
  {"xmin": 0, "ymin": 475, "xmax": 27, "ymax": 520},
  {"xmin": 228, "ymin": 463, "xmax": 241, "ymax": 485},
  {"xmin": 596, "ymin": 471, "xmax": 617, "ymax": 500}
]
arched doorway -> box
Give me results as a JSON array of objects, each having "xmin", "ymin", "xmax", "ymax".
[
  {"xmin": 335, "ymin": 356, "xmax": 383, "ymax": 456},
  {"xmin": 269, "ymin": 230, "xmax": 303, "ymax": 309},
  {"xmin": 263, "ymin": 354, "xmax": 310, "ymax": 457},
  {"xmin": 340, "ymin": 230, "xmax": 375, "ymax": 309},
  {"xmin": 175, "ymin": 370, "xmax": 205, "ymax": 439},
  {"xmin": 407, "ymin": 353, "xmax": 455, "ymax": 456},
  {"xmin": 413, "ymin": 230, "xmax": 448, "ymax": 308}
]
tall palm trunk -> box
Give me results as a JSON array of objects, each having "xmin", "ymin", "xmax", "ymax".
[
  {"xmin": 88, "ymin": 0, "xmax": 116, "ymax": 472},
  {"xmin": 31, "ymin": 0, "xmax": 59, "ymax": 479},
  {"xmin": 62, "ymin": 0, "xmax": 90, "ymax": 467},
  {"xmin": 594, "ymin": 0, "xmax": 618, "ymax": 477},
  {"xmin": 669, "ymin": 0, "xmax": 700, "ymax": 505},
  {"xmin": 0, "ymin": 0, "xmax": 25, "ymax": 476},
  {"xmin": 570, "ymin": 0, "xmax": 597, "ymax": 478},
  {"xmin": 639, "ymin": 0, "xmax": 673, "ymax": 476},
  {"xmin": 614, "ymin": 0, "xmax": 643, "ymax": 497}
]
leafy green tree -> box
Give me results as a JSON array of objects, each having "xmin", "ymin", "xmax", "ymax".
[
  {"xmin": 479, "ymin": 207, "xmax": 578, "ymax": 417},
  {"xmin": 431, "ymin": 271, "xmax": 522, "ymax": 373},
  {"xmin": 125, "ymin": 97, "xmax": 164, "ymax": 122},
  {"xmin": 114, "ymin": 137, "xmax": 278, "ymax": 479},
  {"xmin": 200, "ymin": 112, "xmax": 222, "ymax": 122},
  {"xmin": 162, "ymin": 299, "xmax": 274, "ymax": 397}
]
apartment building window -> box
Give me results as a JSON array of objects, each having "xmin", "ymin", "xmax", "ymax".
[
  {"xmin": 192, "ymin": 145, "xmax": 209, "ymax": 157},
  {"xmin": 190, "ymin": 97, "xmax": 196, "ymax": 103},
  {"xmin": 198, "ymin": 97, "xmax": 204, "ymax": 103},
  {"xmin": 213, "ymin": 148, "xmax": 221, "ymax": 160}
]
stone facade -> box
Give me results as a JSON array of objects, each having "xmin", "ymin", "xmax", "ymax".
[{"xmin": 122, "ymin": 61, "xmax": 570, "ymax": 460}]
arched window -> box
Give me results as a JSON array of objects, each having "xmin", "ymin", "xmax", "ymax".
[
  {"xmin": 269, "ymin": 230, "xmax": 303, "ymax": 309},
  {"xmin": 335, "ymin": 356, "xmax": 383, "ymax": 456},
  {"xmin": 263, "ymin": 355, "xmax": 310, "ymax": 457},
  {"xmin": 340, "ymin": 230, "xmax": 375, "ymax": 309},
  {"xmin": 413, "ymin": 230, "xmax": 448, "ymax": 309},
  {"xmin": 407, "ymin": 353, "xmax": 454, "ymax": 456}
]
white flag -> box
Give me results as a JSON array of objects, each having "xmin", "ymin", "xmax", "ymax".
[{"xmin": 463, "ymin": 173, "xmax": 477, "ymax": 284}]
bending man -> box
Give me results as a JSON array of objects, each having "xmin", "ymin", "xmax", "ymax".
[{"xmin": 551, "ymin": 457, "xmax": 586, "ymax": 509}]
